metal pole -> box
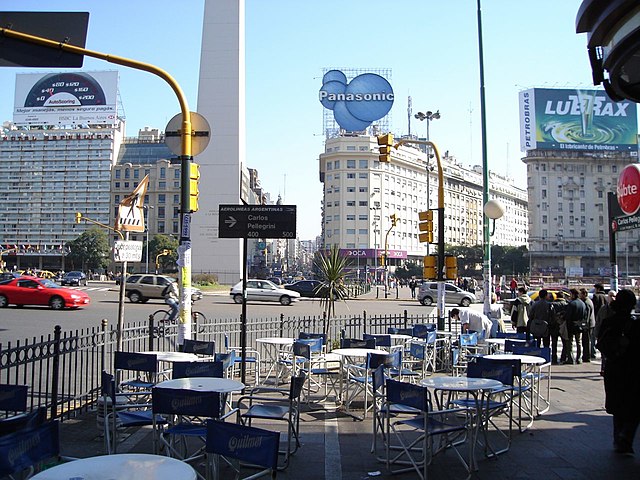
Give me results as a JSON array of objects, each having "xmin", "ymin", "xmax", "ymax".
[
  {"xmin": 116, "ymin": 231, "xmax": 129, "ymax": 352},
  {"xmin": 477, "ymin": 0, "xmax": 492, "ymax": 317},
  {"xmin": 145, "ymin": 226, "xmax": 149, "ymax": 274}
]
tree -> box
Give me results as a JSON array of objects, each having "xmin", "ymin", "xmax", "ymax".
[
  {"xmin": 394, "ymin": 262, "xmax": 423, "ymax": 280},
  {"xmin": 66, "ymin": 227, "xmax": 110, "ymax": 272},
  {"xmin": 314, "ymin": 245, "xmax": 352, "ymax": 327},
  {"xmin": 148, "ymin": 234, "xmax": 179, "ymax": 273}
]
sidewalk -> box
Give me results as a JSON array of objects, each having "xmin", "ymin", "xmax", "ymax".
[{"xmin": 58, "ymin": 360, "xmax": 639, "ymax": 479}]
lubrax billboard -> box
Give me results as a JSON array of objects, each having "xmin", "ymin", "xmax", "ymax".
[{"xmin": 518, "ymin": 87, "xmax": 638, "ymax": 152}]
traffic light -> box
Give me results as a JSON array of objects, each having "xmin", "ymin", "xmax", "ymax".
[
  {"xmin": 423, "ymin": 255, "xmax": 436, "ymax": 280},
  {"xmin": 390, "ymin": 213, "xmax": 398, "ymax": 227},
  {"xmin": 445, "ymin": 255, "xmax": 457, "ymax": 280},
  {"xmin": 75, "ymin": 212, "xmax": 82, "ymax": 224},
  {"xmin": 418, "ymin": 210, "xmax": 434, "ymax": 243},
  {"xmin": 377, "ymin": 133, "xmax": 394, "ymax": 163},
  {"xmin": 189, "ymin": 162, "xmax": 200, "ymax": 212}
]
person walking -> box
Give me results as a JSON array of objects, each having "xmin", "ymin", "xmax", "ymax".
[
  {"xmin": 591, "ymin": 283, "xmax": 608, "ymax": 359},
  {"xmin": 511, "ymin": 286, "xmax": 531, "ymax": 335},
  {"xmin": 579, "ymin": 288, "xmax": 596, "ymax": 363},
  {"xmin": 528, "ymin": 289, "xmax": 552, "ymax": 347},
  {"xmin": 596, "ymin": 289, "xmax": 640, "ymax": 456},
  {"xmin": 550, "ymin": 296, "xmax": 568, "ymax": 364},
  {"xmin": 409, "ymin": 278, "xmax": 417, "ymax": 299},
  {"xmin": 563, "ymin": 288, "xmax": 586, "ymax": 364},
  {"xmin": 510, "ymin": 277, "xmax": 518, "ymax": 299}
]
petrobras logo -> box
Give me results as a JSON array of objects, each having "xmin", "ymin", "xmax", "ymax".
[{"xmin": 319, "ymin": 69, "xmax": 394, "ymax": 131}]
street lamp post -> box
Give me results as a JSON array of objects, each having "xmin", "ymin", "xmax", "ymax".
[
  {"xmin": 143, "ymin": 205, "xmax": 154, "ymax": 274},
  {"xmin": 483, "ymin": 199, "xmax": 505, "ymax": 316},
  {"xmin": 414, "ymin": 110, "xmax": 441, "ymax": 142},
  {"xmin": 415, "ymin": 111, "xmax": 440, "ymax": 257}
]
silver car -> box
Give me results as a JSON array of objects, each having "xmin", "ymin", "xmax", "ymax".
[
  {"xmin": 417, "ymin": 282, "xmax": 476, "ymax": 307},
  {"xmin": 230, "ymin": 279, "xmax": 300, "ymax": 306}
]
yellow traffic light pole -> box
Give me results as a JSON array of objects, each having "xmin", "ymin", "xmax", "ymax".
[
  {"xmin": 379, "ymin": 135, "xmax": 447, "ymax": 329},
  {"xmin": 2, "ymin": 27, "xmax": 195, "ymax": 345},
  {"xmin": 155, "ymin": 249, "xmax": 172, "ymax": 274}
]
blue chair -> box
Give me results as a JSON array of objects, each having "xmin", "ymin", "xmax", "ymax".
[
  {"xmin": 0, "ymin": 420, "xmax": 61, "ymax": 478},
  {"xmin": 388, "ymin": 327, "xmax": 413, "ymax": 336},
  {"xmin": 0, "ymin": 407, "xmax": 47, "ymax": 438},
  {"xmin": 511, "ymin": 345, "xmax": 552, "ymax": 415},
  {"xmin": 224, "ymin": 335, "xmax": 260, "ymax": 384},
  {"xmin": 412, "ymin": 323, "xmax": 436, "ymax": 339},
  {"xmin": 206, "ymin": 420, "xmax": 280, "ymax": 480},
  {"xmin": 504, "ymin": 339, "xmax": 530, "ymax": 352},
  {"xmin": 385, "ymin": 379, "xmax": 472, "ymax": 480},
  {"xmin": 0, "ymin": 384, "xmax": 28, "ymax": 414},
  {"xmin": 346, "ymin": 352, "xmax": 399, "ymax": 418},
  {"xmin": 496, "ymin": 332, "xmax": 527, "ymax": 340},
  {"xmin": 340, "ymin": 338, "xmax": 376, "ymax": 349},
  {"xmin": 114, "ymin": 351, "xmax": 159, "ymax": 390},
  {"xmin": 182, "ymin": 339, "xmax": 216, "ymax": 356},
  {"xmin": 364, "ymin": 333, "xmax": 392, "ymax": 350},
  {"xmin": 172, "ymin": 361, "xmax": 224, "ymax": 379}
]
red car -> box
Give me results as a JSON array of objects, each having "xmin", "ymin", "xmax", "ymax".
[{"xmin": 0, "ymin": 276, "xmax": 90, "ymax": 310}]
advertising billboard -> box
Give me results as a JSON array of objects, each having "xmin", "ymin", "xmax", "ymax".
[
  {"xmin": 13, "ymin": 71, "xmax": 118, "ymax": 126},
  {"xmin": 519, "ymin": 88, "xmax": 638, "ymax": 152}
]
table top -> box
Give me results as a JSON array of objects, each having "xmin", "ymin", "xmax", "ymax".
[
  {"xmin": 331, "ymin": 348, "xmax": 387, "ymax": 357},
  {"xmin": 30, "ymin": 453, "xmax": 196, "ymax": 480},
  {"xmin": 139, "ymin": 351, "xmax": 200, "ymax": 363},
  {"xmin": 388, "ymin": 333, "xmax": 412, "ymax": 341},
  {"xmin": 256, "ymin": 337, "xmax": 295, "ymax": 345},
  {"xmin": 420, "ymin": 376, "xmax": 504, "ymax": 392},
  {"xmin": 483, "ymin": 353, "xmax": 547, "ymax": 365},
  {"xmin": 484, "ymin": 338, "xmax": 527, "ymax": 345},
  {"xmin": 156, "ymin": 377, "xmax": 245, "ymax": 393}
]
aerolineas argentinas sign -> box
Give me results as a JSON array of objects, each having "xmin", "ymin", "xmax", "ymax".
[
  {"xmin": 319, "ymin": 70, "xmax": 394, "ymax": 131},
  {"xmin": 518, "ymin": 88, "xmax": 637, "ymax": 152}
]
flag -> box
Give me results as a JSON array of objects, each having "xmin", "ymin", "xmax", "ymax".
[{"xmin": 115, "ymin": 175, "xmax": 149, "ymax": 232}]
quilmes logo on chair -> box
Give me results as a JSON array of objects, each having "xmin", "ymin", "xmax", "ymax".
[{"xmin": 319, "ymin": 69, "xmax": 394, "ymax": 131}]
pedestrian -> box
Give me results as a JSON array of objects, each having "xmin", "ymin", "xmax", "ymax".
[
  {"xmin": 528, "ymin": 289, "xmax": 552, "ymax": 347},
  {"xmin": 162, "ymin": 280, "xmax": 179, "ymax": 323},
  {"xmin": 510, "ymin": 277, "xmax": 518, "ymax": 298},
  {"xmin": 511, "ymin": 286, "xmax": 531, "ymax": 335},
  {"xmin": 550, "ymin": 296, "xmax": 568, "ymax": 364},
  {"xmin": 596, "ymin": 288, "xmax": 640, "ymax": 456},
  {"xmin": 563, "ymin": 288, "xmax": 587, "ymax": 364},
  {"xmin": 488, "ymin": 293, "xmax": 505, "ymax": 336},
  {"xmin": 595, "ymin": 290, "xmax": 617, "ymax": 375},
  {"xmin": 409, "ymin": 278, "xmax": 417, "ymax": 299},
  {"xmin": 579, "ymin": 288, "xmax": 596, "ymax": 363},
  {"xmin": 457, "ymin": 308, "xmax": 493, "ymax": 339},
  {"xmin": 591, "ymin": 283, "xmax": 608, "ymax": 359}
]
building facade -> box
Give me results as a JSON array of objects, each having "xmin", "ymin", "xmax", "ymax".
[{"xmin": 318, "ymin": 135, "xmax": 528, "ymax": 279}]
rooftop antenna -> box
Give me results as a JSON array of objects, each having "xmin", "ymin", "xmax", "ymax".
[{"xmin": 407, "ymin": 95, "xmax": 412, "ymax": 137}]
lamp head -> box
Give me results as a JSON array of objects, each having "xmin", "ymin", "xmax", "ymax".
[{"xmin": 484, "ymin": 199, "xmax": 505, "ymax": 220}]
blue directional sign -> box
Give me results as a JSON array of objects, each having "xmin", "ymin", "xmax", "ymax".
[{"xmin": 218, "ymin": 205, "xmax": 296, "ymax": 239}]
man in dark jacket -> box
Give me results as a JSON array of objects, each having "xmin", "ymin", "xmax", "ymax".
[
  {"xmin": 591, "ymin": 283, "xmax": 608, "ymax": 359},
  {"xmin": 528, "ymin": 289, "xmax": 553, "ymax": 347},
  {"xmin": 563, "ymin": 288, "xmax": 587, "ymax": 364}
]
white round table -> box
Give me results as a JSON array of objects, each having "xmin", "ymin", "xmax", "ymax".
[
  {"xmin": 140, "ymin": 351, "xmax": 200, "ymax": 363},
  {"xmin": 30, "ymin": 453, "xmax": 196, "ymax": 480},
  {"xmin": 483, "ymin": 353, "xmax": 547, "ymax": 365},
  {"xmin": 157, "ymin": 376, "xmax": 244, "ymax": 393},
  {"xmin": 420, "ymin": 376, "xmax": 503, "ymax": 392},
  {"xmin": 256, "ymin": 337, "xmax": 295, "ymax": 384}
]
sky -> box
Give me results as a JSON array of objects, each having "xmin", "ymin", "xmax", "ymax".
[{"xmin": 0, "ymin": 0, "xmax": 601, "ymax": 240}]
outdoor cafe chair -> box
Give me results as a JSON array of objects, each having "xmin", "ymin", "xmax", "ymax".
[
  {"xmin": 384, "ymin": 379, "xmax": 472, "ymax": 480},
  {"xmin": 114, "ymin": 351, "xmax": 160, "ymax": 391},
  {"xmin": 363, "ymin": 333, "xmax": 392, "ymax": 351},
  {"xmin": 237, "ymin": 373, "xmax": 306, "ymax": 470},
  {"xmin": 183, "ymin": 339, "xmax": 216, "ymax": 357},
  {"xmin": 0, "ymin": 384, "xmax": 28, "ymax": 416},
  {"xmin": 101, "ymin": 370, "xmax": 165, "ymax": 454},
  {"xmin": 206, "ymin": 420, "xmax": 280, "ymax": 480},
  {"xmin": 511, "ymin": 345, "xmax": 552, "ymax": 415},
  {"xmin": 224, "ymin": 334, "xmax": 261, "ymax": 384},
  {"xmin": 289, "ymin": 339, "xmax": 338, "ymax": 402},
  {"xmin": 346, "ymin": 351, "xmax": 400, "ymax": 418},
  {"xmin": 172, "ymin": 361, "xmax": 224, "ymax": 379}
]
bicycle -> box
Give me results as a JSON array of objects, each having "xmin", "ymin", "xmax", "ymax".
[{"xmin": 151, "ymin": 308, "xmax": 207, "ymax": 338}]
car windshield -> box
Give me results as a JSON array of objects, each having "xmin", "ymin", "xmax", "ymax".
[
  {"xmin": 66, "ymin": 272, "xmax": 82, "ymax": 277},
  {"xmin": 40, "ymin": 279, "xmax": 61, "ymax": 288}
]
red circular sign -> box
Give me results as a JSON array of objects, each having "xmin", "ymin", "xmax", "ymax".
[{"xmin": 617, "ymin": 164, "xmax": 640, "ymax": 215}]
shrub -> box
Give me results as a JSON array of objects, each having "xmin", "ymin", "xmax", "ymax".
[{"xmin": 193, "ymin": 273, "xmax": 218, "ymax": 286}]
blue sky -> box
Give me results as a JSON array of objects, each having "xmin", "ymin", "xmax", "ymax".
[{"xmin": 0, "ymin": 1, "xmax": 600, "ymax": 240}]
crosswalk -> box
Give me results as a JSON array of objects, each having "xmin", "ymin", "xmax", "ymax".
[{"xmin": 69, "ymin": 286, "xmax": 113, "ymax": 292}]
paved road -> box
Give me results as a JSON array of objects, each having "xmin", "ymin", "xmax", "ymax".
[{"xmin": 0, "ymin": 282, "xmax": 436, "ymax": 342}]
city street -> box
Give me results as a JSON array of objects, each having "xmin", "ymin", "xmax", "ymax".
[{"xmin": 0, "ymin": 282, "xmax": 436, "ymax": 342}]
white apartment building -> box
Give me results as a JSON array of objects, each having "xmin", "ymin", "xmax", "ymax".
[
  {"xmin": 0, "ymin": 122, "xmax": 125, "ymax": 271},
  {"xmin": 318, "ymin": 135, "xmax": 528, "ymax": 276},
  {"xmin": 524, "ymin": 149, "xmax": 640, "ymax": 278}
]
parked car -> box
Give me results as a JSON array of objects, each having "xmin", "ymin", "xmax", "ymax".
[
  {"xmin": 0, "ymin": 276, "xmax": 90, "ymax": 309},
  {"xmin": 124, "ymin": 274, "xmax": 202, "ymax": 303},
  {"xmin": 417, "ymin": 282, "xmax": 477, "ymax": 307},
  {"xmin": 230, "ymin": 279, "xmax": 300, "ymax": 306},
  {"xmin": 284, "ymin": 280, "xmax": 323, "ymax": 298},
  {"xmin": 60, "ymin": 271, "xmax": 87, "ymax": 286}
]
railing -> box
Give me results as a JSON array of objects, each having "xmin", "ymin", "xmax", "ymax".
[{"xmin": 0, "ymin": 310, "xmax": 440, "ymax": 421}]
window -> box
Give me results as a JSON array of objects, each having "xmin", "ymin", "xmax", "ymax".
[
  {"xmin": 347, "ymin": 201, "xmax": 356, "ymax": 207},
  {"xmin": 347, "ymin": 173, "xmax": 355, "ymax": 179},
  {"xmin": 134, "ymin": 169, "xmax": 139, "ymax": 179},
  {"xmin": 327, "ymin": 162, "xmax": 332, "ymax": 171},
  {"xmin": 359, "ymin": 160, "xmax": 368, "ymax": 168},
  {"xmin": 346, "ymin": 229, "xmax": 356, "ymax": 234},
  {"xmin": 347, "ymin": 160, "xmax": 356, "ymax": 169},
  {"xmin": 359, "ymin": 187, "xmax": 368, "ymax": 193},
  {"xmin": 334, "ymin": 161, "xmax": 340, "ymax": 169},
  {"xmin": 542, "ymin": 215, "xmax": 548, "ymax": 224},
  {"xmin": 359, "ymin": 201, "xmax": 368, "ymax": 207},
  {"xmin": 115, "ymin": 170, "xmax": 121, "ymax": 179},
  {"xmin": 346, "ymin": 215, "xmax": 355, "ymax": 221},
  {"xmin": 347, "ymin": 187, "xmax": 355, "ymax": 193},
  {"xmin": 159, "ymin": 194, "xmax": 166, "ymax": 204},
  {"xmin": 334, "ymin": 173, "xmax": 340, "ymax": 179},
  {"xmin": 542, "ymin": 189, "xmax": 547, "ymax": 199},
  {"xmin": 158, "ymin": 206, "xmax": 165, "ymax": 218},
  {"xmin": 358, "ymin": 228, "xmax": 367, "ymax": 234},
  {"xmin": 359, "ymin": 215, "xmax": 368, "ymax": 220},
  {"xmin": 359, "ymin": 173, "xmax": 368, "ymax": 178},
  {"xmin": 160, "ymin": 167, "xmax": 166, "ymax": 179},
  {"xmin": 125, "ymin": 168, "xmax": 130, "ymax": 179}
]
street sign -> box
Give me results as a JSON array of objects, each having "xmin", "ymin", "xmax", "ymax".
[
  {"xmin": 113, "ymin": 240, "xmax": 143, "ymax": 262},
  {"xmin": 218, "ymin": 205, "xmax": 296, "ymax": 239},
  {"xmin": 165, "ymin": 112, "xmax": 211, "ymax": 156}
]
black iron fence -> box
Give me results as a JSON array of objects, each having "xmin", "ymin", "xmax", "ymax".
[{"xmin": 0, "ymin": 309, "xmax": 447, "ymax": 420}]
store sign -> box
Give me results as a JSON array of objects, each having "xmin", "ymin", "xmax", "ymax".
[
  {"xmin": 339, "ymin": 248, "xmax": 406, "ymax": 259},
  {"xmin": 617, "ymin": 164, "xmax": 640, "ymax": 215},
  {"xmin": 519, "ymin": 88, "xmax": 637, "ymax": 152},
  {"xmin": 319, "ymin": 69, "xmax": 393, "ymax": 131}
]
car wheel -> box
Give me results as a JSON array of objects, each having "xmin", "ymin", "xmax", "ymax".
[
  {"xmin": 0, "ymin": 295, "xmax": 8, "ymax": 308},
  {"xmin": 233, "ymin": 294, "xmax": 243, "ymax": 304},
  {"xmin": 280, "ymin": 296, "xmax": 292, "ymax": 306},
  {"xmin": 128, "ymin": 291, "xmax": 143, "ymax": 303},
  {"xmin": 49, "ymin": 296, "xmax": 65, "ymax": 310},
  {"xmin": 420, "ymin": 296, "xmax": 433, "ymax": 306},
  {"xmin": 460, "ymin": 298, "xmax": 472, "ymax": 307}
]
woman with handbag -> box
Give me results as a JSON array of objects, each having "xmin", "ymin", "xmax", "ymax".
[{"xmin": 596, "ymin": 289, "xmax": 640, "ymax": 456}]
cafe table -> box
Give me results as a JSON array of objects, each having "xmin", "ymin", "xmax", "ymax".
[
  {"xmin": 30, "ymin": 453, "xmax": 196, "ymax": 480},
  {"xmin": 420, "ymin": 376, "xmax": 504, "ymax": 471},
  {"xmin": 255, "ymin": 337, "xmax": 295, "ymax": 385},
  {"xmin": 156, "ymin": 377, "xmax": 245, "ymax": 415},
  {"xmin": 137, "ymin": 350, "xmax": 201, "ymax": 381}
]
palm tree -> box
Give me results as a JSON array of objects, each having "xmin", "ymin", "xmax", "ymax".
[{"xmin": 314, "ymin": 245, "xmax": 352, "ymax": 326}]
